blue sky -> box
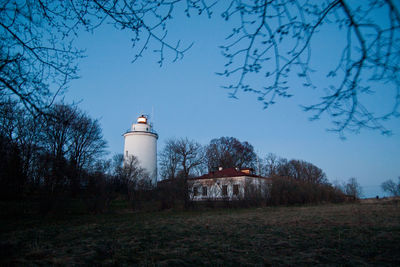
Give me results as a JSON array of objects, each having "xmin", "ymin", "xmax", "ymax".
[{"xmin": 66, "ymin": 4, "xmax": 399, "ymax": 198}]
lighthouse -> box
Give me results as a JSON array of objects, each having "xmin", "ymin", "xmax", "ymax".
[{"xmin": 123, "ymin": 115, "xmax": 158, "ymax": 186}]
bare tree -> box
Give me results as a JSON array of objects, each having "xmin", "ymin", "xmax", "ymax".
[
  {"xmin": 215, "ymin": 0, "xmax": 400, "ymax": 135},
  {"xmin": 381, "ymin": 177, "xmax": 400, "ymax": 196},
  {"xmin": 2, "ymin": 1, "xmax": 398, "ymax": 134},
  {"xmin": 344, "ymin": 177, "xmax": 363, "ymax": 199},
  {"xmin": 263, "ymin": 153, "xmax": 286, "ymax": 177},
  {"xmin": 112, "ymin": 153, "xmax": 151, "ymax": 210},
  {"xmin": 159, "ymin": 138, "xmax": 181, "ymax": 180},
  {"xmin": 277, "ymin": 158, "xmax": 328, "ymax": 184},
  {"xmin": 0, "ymin": 100, "xmax": 52, "ymax": 197},
  {"xmin": 13, "ymin": 104, "xmax": 44, "ymax": 187},
  {"xmin": 159, "ymin": 137, "xmax": 204, "ymax": 208},
  {"xmin": 205, "ymin": 136, "xmax": 257, "ymax": 171},
  {"xmin": 160, "ymin": 137, "xmax": 204, "ymax": 179},
  {"xmin": 0, "ymin": 133, "xmax": 25, "ymax": 199},
  {"xmin": 69, "ymin": 111, "xmax": 107, "ymax": 176},
  {"xmin": 40, "ymin": 103, "xmax": 108, "ymax": 193},
  {"xmin": 43, "ymin": 104, "xmax": 78, "ymax": 161},
  {"xmin": 116, "ymin": 154, "xmax": 150, "ymax": 189},
  {"xmin": 68, "ymin": 110, "xmax": 107, "ymax": 192},
  {"xmin": 0, "ymin": 0, "xmax": 199, "ymax": 112}
]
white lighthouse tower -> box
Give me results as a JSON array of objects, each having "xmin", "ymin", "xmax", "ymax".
[{"xmin": 123, "ymin": 115, "xmax": 158, "ymax": 186}]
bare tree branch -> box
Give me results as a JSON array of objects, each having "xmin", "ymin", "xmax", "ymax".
[{"xmin": 216, "ymin": 0, "xmax": 400, "ymax": 135}]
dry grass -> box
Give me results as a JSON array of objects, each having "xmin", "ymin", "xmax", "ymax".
[{"xmin": 1, "ymin": 199, "xmax": 399, "ymax": 265}]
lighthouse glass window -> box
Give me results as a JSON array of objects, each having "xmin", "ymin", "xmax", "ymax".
[{"xmin": 138, "ymin": 117, "xmax": 147, "ymax": 123}]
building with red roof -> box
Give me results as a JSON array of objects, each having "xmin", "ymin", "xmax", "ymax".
[{"xmin": 188, "ymin": 167, "xmax": 271, "ymax": 201}]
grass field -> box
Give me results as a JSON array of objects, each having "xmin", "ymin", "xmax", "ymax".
[{"xmin": 1, "ymin": 199, "xmax": 399, "ymax": 265}]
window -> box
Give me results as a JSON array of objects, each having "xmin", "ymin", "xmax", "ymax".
[
  {"xmin": 193, "ymin": 187, "xmax": 198, "ymax": 196},
  {"xmin": 222, "ymin": 185, "xmax": 228, "ymax": 196},
  {"xmin": 233, "ymin": 184, "xmax": 239, "ymax": 196},
  {"xmin": 125, "ymin": 151, "xmax": 128, "ymax": 157},
  {"xmin": 202, "ymin": 186, "xmax": 207, "ymax": 196}
]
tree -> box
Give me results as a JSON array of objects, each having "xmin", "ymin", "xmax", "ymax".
[
  {"xmin": 0, "ymin": 99, "xmax": 44, "ymax": 195},
  {"xmin": 159, "ymin": 137, "xmax": 204, "ymax": 208},
  {"xmin": 344, "ymin": 177, "xmax": 363, "ymax": 199},
  {"xmin": 0, "ymin": 99, "xmax": 108, "ymax": 198},
  {"xmin": 0, "ymin": 134, "xmax": 25, "ymax": 199},
  {"xmin": 39, "ymin": 103, "xmax": 108, "ymax": 194},
  {"xmin": 0, "ymin": 99, "xmax": 20, "ymax": 140},
  {"xmin": 381, "ymin": 177, "xmax": 400, "ymax": 196},
  {"xmin": 69, "ymin": 111, "xmax": 107, "ymax": 177},
  {"xmin": 160, "ymin": 137, "xmax": 204, "ymax": 180},
  {"xmin": 263, "ymin": 153, "xmax": 288, "ymax": 177},
  {"xmin": 111, "ymin": 154, "xmax": 153, "ymax": 209},
  {"xmin": 42, "ymin": 104, "xmax": 77, "ymax": 161},
  {"xmin": 12, "ymin": 104, "xmax": 44, "ymax": 188},
  {"xmin": 174, "ymin": 138, "xmax": 204, "ymax": 179},
  {"xmin": 159, "ymin": 139, "xmax": 181, "ymax": 180},
  {"xmin": 214, "ymin": 0, "xmax": 400, "ymax": 135},
  {"xmin": 0, "ymin": 0, "xmax": 193, "ymax": 112},
  {"xmin": 2, "ymin": 1, "xmax": 398, "ymax": 134},
  {"xmin": 270, "ymin": 157, "xmax": 328, "ymax": 185},
  {"xmin": 113, "ymin": 154, "xmax": 151, "ymax": 193},
  {"xmin": 205, "ymin": 136, "xmax": 257, "ymax": 171}
]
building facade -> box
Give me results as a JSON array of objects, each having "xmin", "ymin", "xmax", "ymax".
[{"xmin": 189, "ymin": 168, "xmax": 271, "ymax": 201}]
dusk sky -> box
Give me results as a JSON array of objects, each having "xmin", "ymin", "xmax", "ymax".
[{"xmin": 65, "ymin": 4, "xmax": 399, "ymax": 198}]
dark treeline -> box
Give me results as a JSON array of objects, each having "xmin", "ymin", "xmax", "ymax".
[
  {"xmin": 159, "ymin": 137, "xmax": 361, "ymax": 208},
  {"xmin": 1, "ymin": 104, "xmax": 360, "ymax": 214},
  {"xmin": 0, "ymin": 99, "xmax": 165, "ymax": 214},
  {"xmin": 0, "ymin": 100, "xmax": 113, "ymax": 213}
]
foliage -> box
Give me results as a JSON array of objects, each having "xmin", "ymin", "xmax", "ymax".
[
  {"xmin": 205, "ymin": 136, "xmax": 257, "ymax": 171},
  {"xmin": 268, "ymin": 177, "xmax": 345, "ymax": 205},
  {"xmin": 0, "ymin": 135, "xmax": 25, "ymax": 199},
  {"xmin": 381, "ymin": 177, "xmax": 400, "ymax": 196},
  {"xmin": 157, "ymin": 175, "xmax": 189, "ymax": 210},
  {"xmin": 159, "ymin": 137, "xmax": 204, "ymax": 208},
  {"xmin": 343, "ymin": 177, "xmax": 363, "ymax": 199},
  {"xmin": 112, "ymin": 154, "xmax": 153, "ymax": 210},
  {"xmin": 279, "ymin": 159, "xmax": 328, "ymax": 184},
  {"xmin": 261, "ymin": 153, "xmax": 328, "ymax": 184},
  {"xmin": 0, "ymin": 101, "xmax": 108, "ymax": 206},
  {"xmin": 262, "ymin": 153, "xmax": 283, "ymax": 177},
  {"xmin": 0, "ymin": 99, "xmax": 359, "ymax": 213},
  {"xmin": 333, "ymin": 177, "xmax": 363, "ymax": 199},
  {"xmin": 113, "ymin": 154, "xmax": 151, "ymax": 191}
]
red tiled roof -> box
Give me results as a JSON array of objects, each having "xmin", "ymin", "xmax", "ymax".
[
  {"xmin": 157, "ymin": 168, "xmax": 271, "ymax": 185},
  {"xmin": 189, "ymin": 167, "xmax": 268, "ymax": 180}
]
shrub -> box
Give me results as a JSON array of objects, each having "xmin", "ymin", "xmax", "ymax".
[{"xmin": 267, "ymin": 177, "xmax": 345, "ymax": 205}]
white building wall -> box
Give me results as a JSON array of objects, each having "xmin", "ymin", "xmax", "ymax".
[{"xmin": 189, "ymin": 176, "xmax": 270, "ymax": 201}]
